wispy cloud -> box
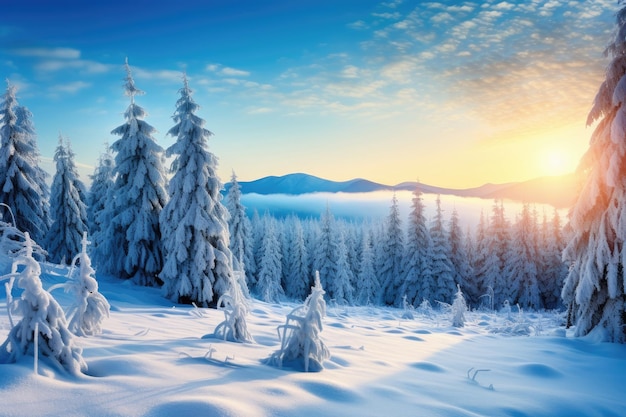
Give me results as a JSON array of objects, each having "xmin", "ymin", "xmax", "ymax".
[
  {"xmin": 206, "ymin": 63, "xmax": 250, "ymax": 77},
  {"xmin": 13, "ymin": 47, "xmax": 81, "ymax": 59},
  {"xmin": 49, "ymin": 81, "xmax": 91, "ymax": 94},
  {"xmin": 133, "ymin": 67, "xmax": 183, "ymax": 83},
  {"xmin": 35, "ymin": 59, "xmax": 110, "ymax": 74}
]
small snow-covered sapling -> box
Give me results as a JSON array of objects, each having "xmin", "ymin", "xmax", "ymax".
[
  {"xmin": 269, "ymin": 271, "xmax": 330, "ymax": 372},
  {"xmin": 0, "ymin": 232, "xmax": 87, "ymax": 375},
  {"xmin": 213, "ymin": 268, "xmax": 254, "ymax": 343},
  {"xmin": 64, "ymin": 232, "xmax": 110, "ymax": 336}
]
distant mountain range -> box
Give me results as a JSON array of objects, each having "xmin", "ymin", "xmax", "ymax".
[{"xmin": 225, "ymin": 172, "xmax": 579, "ymax": 208}]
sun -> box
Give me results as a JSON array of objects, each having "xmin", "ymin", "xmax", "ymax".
[{"xmin": 539, "ymin": 148, "xmax": 572, "ymax": 177}]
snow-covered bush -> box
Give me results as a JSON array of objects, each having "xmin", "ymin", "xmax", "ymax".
[
  {"xmin": 50, "ymin": 232, "xmax": 110, "ymax": 336},
  {"xmin": 451, "ymin": 285, "xmax": 467, "ymax": 328},
  {"xmin": 269, "ymin": 271, "xmax": 330, "ymax": 372},
  {"xmin": 213, "ymin": 269, "xmax": 253, "ymax": 343},
  {"xmin": 0, "ymin": 232, "xmax": 86, "ymax": 375}
]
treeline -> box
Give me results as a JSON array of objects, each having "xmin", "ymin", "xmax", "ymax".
[{"xmin": 228, "ymin": 176, "xmax": 568, "ymax": 311}]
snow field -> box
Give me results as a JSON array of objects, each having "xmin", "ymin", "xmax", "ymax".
[{"xmin": 0, "ymin": 267, "xmax": 625, "ymax": 417}]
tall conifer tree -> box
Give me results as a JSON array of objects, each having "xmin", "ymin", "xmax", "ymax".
[
  {"xmin": 562, "ymin": 3, "xmax": 626, "ymax": 342},
  {"xmin": 104, "ymin": 59, "xmax": 168, "ymax": 286},
  {"xmin": 0, "ymin": 81, "xmax": 50, "ymax": 244},
  {"xmin": 47, "ymin": 136, "xmax": 88, "ymax": 264},
  {"xmin": 160, "ymin": 75, "xmax": 233, "ymax": 306}
]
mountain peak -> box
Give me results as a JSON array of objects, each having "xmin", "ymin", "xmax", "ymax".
[{"xmin": 225, "ymin": 172, "xmax": 578, "ymax": 208}]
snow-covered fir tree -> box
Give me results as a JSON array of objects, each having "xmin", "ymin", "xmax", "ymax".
[
  {"xmin": 59, "ymin": 233, "xmax": 110, "ymax": 336},
  {"xmin": 562, "ymin": 3, "xmax": 626, "ymax": 342},
  {"xmin": 380, "ymin": 194, "xmax": 405, "ymax": 306},
  {"xmin": 160, "ymin": 75, "xmax": 233, "ymax": 306},
  {"xmin": 355, "ymin": 230, "xmax": 378, "ymax": 305},
  {"xmin": 47, "ymin": 136, "xmax": 88, "ymax": 265},
  {"xmin": 226, "ymin": 171, "xmax": 256, "ymax": 286},
  {"xmin": 0, "ymin": 81, "xmax": 50, "ymax": 245},
  {"xmin": 504, "ymin": 204, "xmax": 541, "ymax": 310},
  {"xmin": 104, "ymin": 59, "xmax": 168, "ymax": 286},
  {"xmin": 462, "ymin": 225, "xmax": 482, "ymax": 307},
  {"xmin": 249, "ymin": 209, "xmax": 264, "ymax": 291},
  {"xmin": 448, "ymin": 207, "xmax": 473, "ymax": 295},
  {"xmin": 332, "ymin": 227, "xmax": 355, "ymax": 305},
  {"xmin": 479, "ymin": 201, "xmax": 510, "ymax": 308},
  {"xmin": 256, "ymin": 215, "xmax": 284, "ymax": 303},
  {"xmin": 87, "ymin": 143, "xmax": 115, "ymax": 265},
  {"xmin": 451, "ymin": 285, "xmax": 467, "ymax": 328},
  {"xmin": 430, "ymin": 196, "xmax": 456, "ymax": 304},
  {"xmin": 269, "ymin": 271, "xmax": 330, "ymax": 372},
  {"xmin": 0, "ymin": 233, "xmax": 86, "ymax": 375},
  {"xmin": 539, "ymin": 210, "xmax": 567, "ymax": 310},
  {"xmin": 281, "ymin": 215, "xmax": 310, "ymax": 301},
  {"xmin": 214, "ymin": 267, "xmax": 254, "ymax": 343},
  {"xmin": 313, "ymin": 206, "xmax": 339, "ymax": 298},
  {"xmin": 401, "ymin": 184, "xmax": 434, "ymax": 306}
]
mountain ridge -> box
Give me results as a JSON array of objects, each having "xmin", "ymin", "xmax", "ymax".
[{"xmin": 225, "ymin": 172, "xmax": 579, "ymax": 208}]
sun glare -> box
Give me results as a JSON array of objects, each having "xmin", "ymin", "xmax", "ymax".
[{"xmin": 539, "ymin": 148, "xmax": 574, "ymax": 177}]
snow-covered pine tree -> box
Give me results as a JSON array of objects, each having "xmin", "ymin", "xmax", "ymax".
[
  {"xmin": 282, "ymin": 215, "xmax": 310, "ymax": 301},
  {"xmin": 214, "ymin": 264, "xmax": 254, "ymax": 343},
  {"xmin": 539, "ymin": 210, "xmax": 567, "ymax": 310},
  {"xmin": 380, "ymin": 194, "xmax": 405, "ymax": 306},
  {"xmin": 104, "ymin": 59, "xmax": 168, "ymax": 286},
  {"xmin": 249, "ymin": 209, "xmax": 264, "ymax": 291},
  {"xmin": 256, "ymin": 214, "xmax": 284, "ymax": 303},
  {"xmin": 0, "ymin": 232, "xmax": 86, "ymax": 375},
  {"xmin": 451, "ymin": 285, "xmax": 467, "ymax": 328},
  {"xmin": 449, "ymin": 207, "xmax": 472, "ymax": 292},
  {"xmin": 479, "ymin": 201, "xmax": 510, "ymax": 308},
  {"xmin": 47, "ymin": 136, "xmax": 88, "ymax": 264},
  {"xmin": 226, "ymin": 171, "xmax": 256, "ymax": 286},
  {"xmin": 60, "ymin": 232, "xmax": 110, "ymax": 336},
  {"xmin": 313, "ymin": 206, "xmax": 339, "ymax": 298},
  {"xmin": 0, "ymin": 81, "xmax": 51, "ymax": 245},
  {"xmin": 332, "ymin": 226, "xmax": 354, "ymax": 305},
  {"xmin": 160, "ymin": 75, "xmax": 233, "ymax": 306},
  {"xmin": 504, "ymin": 204, "xmax": 541, "ymax": 310},
  {"xmin": 430, "ymin": 196, "xmax": 456, "ymax": 304},
  {"xmin": 401, "ymin": 184, "xmax": 434, "ymax": 306},
  {"xmin": 463, "ymin": 225, "xmax": 482, "ymax": 307},
  {"xmin": 355, "ymin": 230, "xmax": 378, "ymax": 305},
  {"xmin": 562, "ymin": 3, "xmax": 626, "ymax": 342},
  {"xmin": 269, "ymin": 271, "xmax": 330, "ymax": 372},
  {"xmin": 87, "ymin": 143, "xmax": 115, "ymax": 265}
]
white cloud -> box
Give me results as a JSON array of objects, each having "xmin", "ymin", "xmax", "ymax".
[
  {"xmin": 206, "ymin": 63, "xmax": 250, "ymax": 77},
  {"xmin": 35, "ymin": 59, "xmax": 110, "ymax": 74},
  {"xmin": 49, "ymin": 81, "xmax": 91, "ymax": 94},
  {"xmin": 348, "ymin": 20, "xmax": 369, "ymax": 30},
  {"xmin": 133, "ymin": 67, "xmax": 182, "ymax": 82},
  {"xmin": 13, "ymin": 47, "xmax": 81, "ymax": 59},
  {"xmin": 221, "ymin": 66, "xmax": 250, "ymax": 77}
]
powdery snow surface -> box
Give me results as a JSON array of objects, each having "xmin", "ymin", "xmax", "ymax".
[{"xmin": 1, "ymin": 266, "xmax": 625, "ymax": 417}]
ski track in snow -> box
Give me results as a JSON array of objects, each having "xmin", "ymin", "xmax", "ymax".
[{"xmin": 0, "ymin": 268, "xmax": 625, "ymax": 417}]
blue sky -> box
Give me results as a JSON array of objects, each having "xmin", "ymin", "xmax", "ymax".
[{"xmin": 0, "ymin": 0, "xmax": 618, "ymax": 188}]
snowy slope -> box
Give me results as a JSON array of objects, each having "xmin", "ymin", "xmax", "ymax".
[{"xmin": 0, "ymin": 265, "xmax": 625, "ymax": 417}]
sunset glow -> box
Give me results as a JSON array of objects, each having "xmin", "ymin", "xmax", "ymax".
[{"xmin": 0, "ymin": 1, "xmax": 614, "ymax": 188}]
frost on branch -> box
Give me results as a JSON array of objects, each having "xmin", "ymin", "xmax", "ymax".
[
  {"xmin": 50, "ymin": 232, "xmax": 110, "ymax": 336},
  {"xmin": 268, "ymin": 271, "xmax": 330, "ymax": 372},
  {"xmin": 213, "ymin": 267, "xmax": 254, "ymax": 343},
  {"xmin": 0, "ymin": 232, "xmax": 86, "ymax": 375}
]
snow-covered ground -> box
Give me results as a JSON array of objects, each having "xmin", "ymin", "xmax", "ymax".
[{"xmin": 1, "ymin": 265, "xmax": 625, "ymax": 417}]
